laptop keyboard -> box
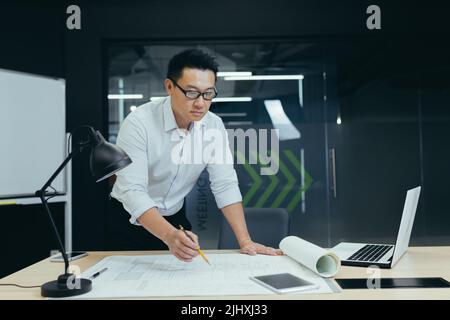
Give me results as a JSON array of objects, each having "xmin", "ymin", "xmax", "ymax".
[{"xmin": 348, "ymin": 244, "xmax": 393, "ymax": 262}]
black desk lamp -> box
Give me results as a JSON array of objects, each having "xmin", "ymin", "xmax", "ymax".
[{"xmin": 35, "ymin": 126, "xmax": 131, "ymax": 297}]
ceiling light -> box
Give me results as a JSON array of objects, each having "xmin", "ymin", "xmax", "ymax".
[
  {"xmin": 217, "ymin": 71, "xmax": 252, "ymax": 77},
  {"xmin": 212, "ymin": 97, "xmax": 252, "ymax": 103},
  {"xmin": 108, "ymin": 94, "xmax": 143, "ymax": 100},
  {"xmin": 224, "ymin": 75, "xmax": 304, "ymax": 81}
]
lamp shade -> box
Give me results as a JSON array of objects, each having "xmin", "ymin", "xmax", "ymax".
[{"xmin": 89, "ymin": 130, "xmax": 132, "ymax": 182}]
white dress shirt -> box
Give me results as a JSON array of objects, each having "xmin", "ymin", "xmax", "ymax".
[{"xmin": 111, "ymin": 96, "xmax": 242, "ymax": 224}]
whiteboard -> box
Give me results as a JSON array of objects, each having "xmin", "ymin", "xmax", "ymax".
[{"xmin": 0, "ymin": 68, "xmax": 66, "ymax": 198}]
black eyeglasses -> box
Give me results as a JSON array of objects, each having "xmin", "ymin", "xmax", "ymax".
[{"xmin": 169, "ymin": 78, "xmax": 218, "ymax": 101}]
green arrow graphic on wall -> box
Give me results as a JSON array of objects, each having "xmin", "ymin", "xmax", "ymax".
[
  {"xmin": 236, "ymin": 149, "xmax": 313, "ymax": 213},
  {"xmin": 270, "ymin": 153, "xmax": 295, "ymax": 208},
  {"xmin": 252, "ymin": 150, "xmax": 279, "ymax": 208},
  {"xmin": 284, "ymin": 149, "xmax": 313, "ymax": 212},
  {"xmin": 236, "ymin": 150, "xmax": 262, "ymax": 207}
]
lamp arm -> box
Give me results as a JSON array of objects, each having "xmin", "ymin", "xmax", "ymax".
[
  {"xmin": 38, "ymin": 144, "xmax": 86, "ymax": 195},
  {"xmin": 35, "ymin": 143, "xmax": 86, "ymax": 274}
]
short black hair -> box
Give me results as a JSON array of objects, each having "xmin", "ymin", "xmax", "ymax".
[{"xmin": 167, "ymin": 49, "xmax": 219, "ymax": 82}]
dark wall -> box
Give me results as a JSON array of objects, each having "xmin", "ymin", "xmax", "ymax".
[
  {"xmin": 0, "ymin": 204, "xmax": 65, "ymax": 279},
  {"xmin": 0, "ymin": 2, "xmax": 64, "ymax": 77}
]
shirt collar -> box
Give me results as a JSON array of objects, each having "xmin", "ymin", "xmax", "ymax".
[
  {"xmin": 163, "ymin": 96, "xmax": 178, "ymax": 132},
  {"xmin": 163, "ymin": 96, "xmax": 206, "ymax": 133}
]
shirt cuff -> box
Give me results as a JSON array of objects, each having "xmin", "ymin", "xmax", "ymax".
[
  {"xmin": 129, "ymin": 201, "xmax": 158, "ymax": 226},
  {"xmin": 112, "ymin": 192, "xmax": 157, "ymax": 226},
  {"xmin": 214, "ymin": 185, "xmax": 243, "ymax": 209}
]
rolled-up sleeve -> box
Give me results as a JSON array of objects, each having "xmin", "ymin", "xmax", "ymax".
[
  {"xmin": 206, "ymin": 120, "xmax": 242, "ymax": 209},
  {"xmin": 111, "ymin": 115, "xmax": 156, "ymax": 225}
]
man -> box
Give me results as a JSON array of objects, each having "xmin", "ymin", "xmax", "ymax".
[{"xmin": 111, "ymin": 49, "xmax": 282, "ymax": 262}]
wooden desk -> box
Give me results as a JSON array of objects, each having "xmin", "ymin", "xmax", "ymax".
[{"xmin": 1, "ymin": 247, "xmax": 450, "ymax": 299}]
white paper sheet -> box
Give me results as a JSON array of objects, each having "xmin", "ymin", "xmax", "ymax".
[{"xmin": 70, "ymin": 253, "xmax": 336, "ymax": 299}]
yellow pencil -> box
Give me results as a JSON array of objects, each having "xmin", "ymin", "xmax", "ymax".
[
  {"xmin": 0, "ymin": 201, "xmax": 17, "ymax": 206},
  {"xmin": 179, "ymin": 225, "xmax": 211, "ymax": 266}
]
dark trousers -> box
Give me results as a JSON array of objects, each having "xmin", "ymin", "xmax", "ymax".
[{"xmin": 106, "ymin": 198, "xmax": 192, "ymax": 251}]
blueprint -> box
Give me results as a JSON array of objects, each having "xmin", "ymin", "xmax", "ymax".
[{"xmin": 71, "ymin": 253, "xmax": 338, "ymax": 298}]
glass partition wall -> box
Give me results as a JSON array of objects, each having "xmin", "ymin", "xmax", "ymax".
[{"xmin": 106, "ymin": 39, "xmax": 450, "ymax": 249}]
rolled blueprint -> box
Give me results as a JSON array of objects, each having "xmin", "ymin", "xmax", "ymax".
[{"xmin": 279, "ymin": 236, "xmax": 340, "ymax": 278}]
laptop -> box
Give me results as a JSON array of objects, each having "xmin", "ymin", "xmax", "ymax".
[{"xmin": 332, "ymin": 186, "xmax": 421, "ymax": 269}]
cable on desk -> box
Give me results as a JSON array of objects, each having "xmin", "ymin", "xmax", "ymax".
[{"xmin": 0, "ymin": 283, "xmax": 41, "ymax": 289}]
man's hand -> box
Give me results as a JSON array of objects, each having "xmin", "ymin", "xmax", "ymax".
[
  {"xmin": 164, "ymin": 229, "xmax": 199, "ymax": 262},
  {"xmin": 239, "ymin": 238, "xmax": 283, "ymax": 256}
]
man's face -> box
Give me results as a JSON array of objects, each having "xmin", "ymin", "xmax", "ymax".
[{"xmin": 165, "ymin": 67, "xmax": 216, "ymax": 128}]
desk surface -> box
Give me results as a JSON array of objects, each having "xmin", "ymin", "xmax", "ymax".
[{"xmin": 1, "ymin": 247, "xmax": 450, "ymax": 299}]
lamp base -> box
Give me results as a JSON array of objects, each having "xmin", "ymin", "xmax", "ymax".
[{"xmin": 41, "ymin": 273, "xmax": 92, "ymax": 298}]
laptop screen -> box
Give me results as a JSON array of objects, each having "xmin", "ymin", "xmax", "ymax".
[{"xmin": 391, "ymin": 186, "xmax": 421, "ymax": 266}]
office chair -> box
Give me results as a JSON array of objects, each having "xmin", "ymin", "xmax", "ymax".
[{"xmin": 218, "ymin": 208, "xmax": 290, "ymax": 249}]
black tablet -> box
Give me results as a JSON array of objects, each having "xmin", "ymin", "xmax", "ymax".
[{"xmin": 250, "ymin": 273, "xmax": 319, "ymax": 294}]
